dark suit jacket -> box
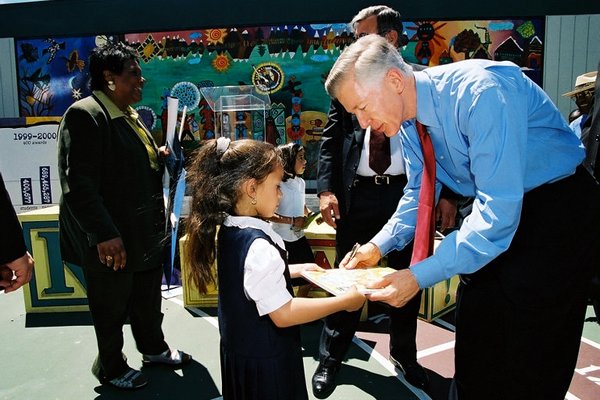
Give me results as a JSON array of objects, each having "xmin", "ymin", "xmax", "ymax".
[
  {"xmin": 316, "ymin": 100, "xmax": 460, "ymax": 218},
  {"xmin": 581, "ymin": 60, "xmax": 600, "ymax": 182},
  {"xmin": 0, "ymin": 172, "xmax": 27, "ymax": 265},
  {"xmin": 316, "ymin": 99, "xmax": 364, "ymax": 217},
  {"xmin": 57, "ymin": 94, "xmax": 165, "ymax": 271}
]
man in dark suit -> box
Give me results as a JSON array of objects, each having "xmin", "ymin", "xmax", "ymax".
[
  {"xmin": 312, "ymin": 5, "xmax": 459, "ymax": 398},
  {"xmin": 0, "ymin": 172, "xmax": 34, "ymax": 293},
  {"xmin": 580, "ymin": 61, "xmax": 600, "ymax": 322},
  {"xmin": 579, "ymin": 67, "xmax": 599, "ymax": 182}
]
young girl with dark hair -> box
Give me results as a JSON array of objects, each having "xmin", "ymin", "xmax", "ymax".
[
  {"xmin": 269, "ymin": 143, "xmax": 315, "ymax": 265},
  {"xmin": 184, "ymin": 138, "xmax": 365, "ymax": 399}
]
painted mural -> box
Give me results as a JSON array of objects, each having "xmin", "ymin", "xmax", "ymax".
[{"xmin": 15, "ymin": 18, "xmax": 544, "ymax": 180}]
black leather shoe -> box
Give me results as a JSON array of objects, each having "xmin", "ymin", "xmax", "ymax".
[
  {"xmin": 312, "ymin": 363, "xmax": 339, "ymax": 399},
  {"xmin": 390, "ymin": 356, "xmax": 429, "ymax": 390}
]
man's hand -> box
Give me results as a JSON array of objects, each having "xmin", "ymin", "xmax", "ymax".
[
  {"xmin": 1, "ymin": 251, "xmax": 34, "ymax": 293},
  {"xmin": 436, "ymin": 197, "xmax": 457, "ymax": 233},
  {"xmin": 319, "ymin": 191, "xmax": 340, "ymax": 228},
  {"xmin": 97, "ymin": 237, "xmax": 127, "ymax": 271},
  {"xmin": 366, "ymin": 269, "xmax": 420, "ymax": 308},
  {"xmin": 340, "ymin": 242, "xmax": 382, "ymax": 270}
]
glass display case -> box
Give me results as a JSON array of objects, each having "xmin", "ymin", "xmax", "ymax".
[{"xmin": 199, "ymin": 85, "xmax": 271, "ymax": 141}]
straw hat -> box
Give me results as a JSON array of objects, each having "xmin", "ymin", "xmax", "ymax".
[{"xmin": 563, "ymin": 71, "xmax": 597, "ymax": 97}]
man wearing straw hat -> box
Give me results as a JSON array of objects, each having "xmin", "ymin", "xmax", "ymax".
[{"xmin": 564, "ymin": 71, "xmax": 597, "ymax": 138}]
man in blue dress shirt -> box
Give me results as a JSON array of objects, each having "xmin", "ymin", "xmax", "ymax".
[{"xmin": 327, "ymin": 34, "xmax": 600, "ymax": 400}]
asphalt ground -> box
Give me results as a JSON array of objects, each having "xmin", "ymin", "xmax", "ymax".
[{"xmin": 1, "ymin": 287, "xmax": 599, "ymax": 400}]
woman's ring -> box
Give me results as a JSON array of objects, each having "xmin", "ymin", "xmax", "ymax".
[{"xmin": 106, "ymin": 256, "xmax": 113, "ymax": 262}]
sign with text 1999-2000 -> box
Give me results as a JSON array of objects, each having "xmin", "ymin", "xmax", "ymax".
[{"xmin": 0, "ymin": 120, "xmax": 61, "ymax": 213}]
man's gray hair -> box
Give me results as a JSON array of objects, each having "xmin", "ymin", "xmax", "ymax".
[{"xmin": 325, "ymin": 34, "xmax": 413, "ymax": 99}]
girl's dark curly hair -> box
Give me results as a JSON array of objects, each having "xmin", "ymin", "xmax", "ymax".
[
  {"xmin": 184, "ymin": 139, "xmax": 282, "ymax": 293},
  {"xmin": 279, "ymin": 142, "xmax": 304, "ymax": 182}
]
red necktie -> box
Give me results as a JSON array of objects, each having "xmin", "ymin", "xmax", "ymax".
[
  {"xmin": 410, "ymin": 122, "xmax": 436, "ymax": 265},
  {"xmin": 369, "ymin": 129, "xmax": 391, "ymax": 175}
]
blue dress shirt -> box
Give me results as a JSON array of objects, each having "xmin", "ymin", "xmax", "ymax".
[{"xmin": 371, "ymin": 60, "xmax": 585, "ymax": 288}]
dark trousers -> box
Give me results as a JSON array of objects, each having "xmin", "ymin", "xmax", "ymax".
[
  {"xmin": 286, "ymin": 236, "xmax": 316, "ymax": 287},
  {"xmin": 285, "ymin": 236, "xmax": 316, "ymax": 265},
  {"xmin": 84, "ymin": 261, "xmax": 169, "ymax": 379},
  {"xmin": 319, "ymin": 176, "xmax": 421, "ymax": 367},
  {"xmin": 454, "ymin": 166, "xmax": 600, "ymax": 400}
]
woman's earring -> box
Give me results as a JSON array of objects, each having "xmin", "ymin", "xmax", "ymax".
[
  {"xmin": 108, "ymin": 81, "xmax": 116, "ymax": 92},
  {"xmin": 251, "ymin": 197, "xmax": 257, "ymax": 205}
]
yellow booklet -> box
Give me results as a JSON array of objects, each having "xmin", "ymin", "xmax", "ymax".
[
  {"xmin": 300, "ymin": 267, "xmax": 396, "ymax": 296},
  {"xmin": 303, "ymin": 211, "xmax": 323, "ymax": 228}
]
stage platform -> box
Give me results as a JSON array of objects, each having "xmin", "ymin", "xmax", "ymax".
[{"xmin": 1, "ymin": 287, "xmax": 599, "ymax": 399}]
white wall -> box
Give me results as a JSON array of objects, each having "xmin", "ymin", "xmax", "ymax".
[
  {"xmin": 0, "ymin": 37, "xmax": 18, "ymax": 117},
  {"xmin": 544, "ymin": 14, "xmax": 600, "ymax": 118}
]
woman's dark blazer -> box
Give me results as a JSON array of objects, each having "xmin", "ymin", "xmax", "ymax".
[{"xmin": 58, "ymin": 94, "xmax": 165, "ymax": 272}]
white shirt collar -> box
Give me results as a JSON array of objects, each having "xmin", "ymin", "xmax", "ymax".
[{"xmin": 223, "ymin": 215, "xmax": 285, "ymax": 248}]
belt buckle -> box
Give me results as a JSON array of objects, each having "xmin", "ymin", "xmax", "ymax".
[{"xmin": 374, "ymin": 175, "xmax": 389, "ymax": 185}]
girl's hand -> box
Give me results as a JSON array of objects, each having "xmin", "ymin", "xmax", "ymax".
[
  {"xmin": 292, "ymin": 216, "xmax": 306, "ymax": 229},
  {"xmin": 289, "ymin": 262, "xmax": 323, "ymax": 279},
  {"xmin": 341, "ymin": 286, "xmax": 366, "ymax": 312}
]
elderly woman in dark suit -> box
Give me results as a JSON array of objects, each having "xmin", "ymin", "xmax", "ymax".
[{"xmin": 58, "ymin": 41, "xmax": 190, "ymax": 390}]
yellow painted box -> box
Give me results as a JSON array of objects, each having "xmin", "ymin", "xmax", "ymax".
[
  {"xmin": 18, "ymin": 206, "xmax": 89, "ymax": 313},
  {"xmin": 418, "ymin": 275, "xmax": 459, "ymax": 321},
  {"xmin": 179, "ymin": 234, "xmax": 219, "ymax": 308},
  {"xmin": 418, "ymin": 239, "xmax": 459, "ymax": 321},
  {"xmin": 304, "ymin": 217, "xmax": 337, "ymax": 270},
  {"xmin": 180, "ymin": 217, "xmax": 338, "ymax": 308},
  {"xmin": 180, "ymin": 217, "xmax": 458, "ymax": 322}
]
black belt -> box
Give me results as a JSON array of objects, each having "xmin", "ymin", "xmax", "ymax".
[
  {"xmin": 353, "ymin": 174, "xmax": 406, "ymax": 186},
  {"xmin": 459, "ymin": 264, "xmax": 499, "ymax": 286}
]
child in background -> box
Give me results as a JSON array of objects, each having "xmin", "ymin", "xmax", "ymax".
[
  {"xmin": 269, "ymin": 143, "xmax": 315, "ymax": 265},
  {"xmin": 184, "ymin": 138, "xmax": 365, "ymax": 400}
]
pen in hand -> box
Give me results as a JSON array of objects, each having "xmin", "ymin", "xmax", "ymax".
[{"xmin": 348, "ymin": 243, "xmax": 360, "ymax": 261}]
